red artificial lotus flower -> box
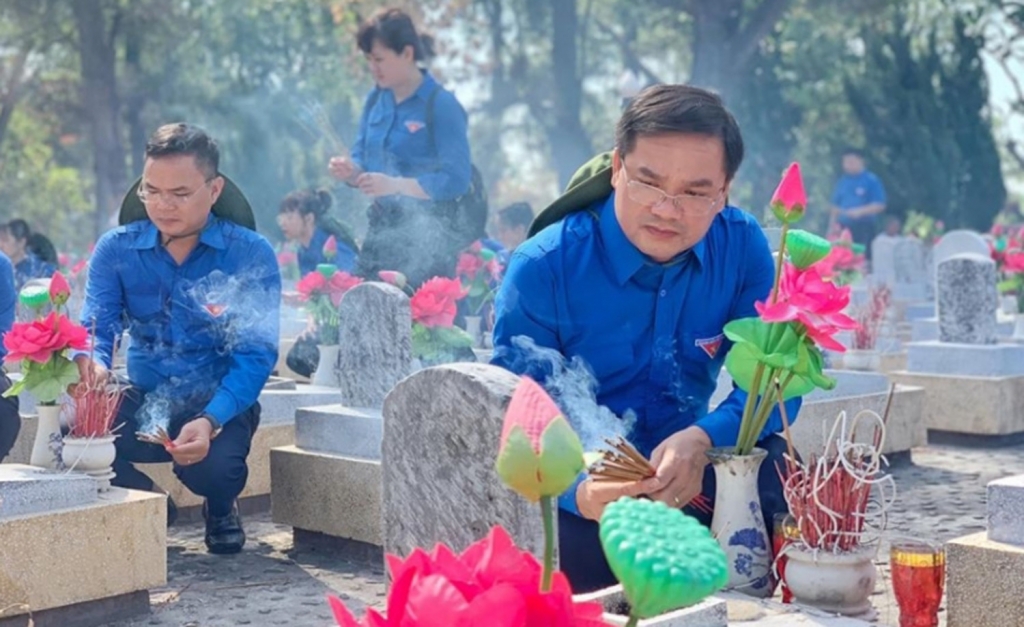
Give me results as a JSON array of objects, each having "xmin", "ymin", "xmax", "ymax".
[
  {"xmin": 1005, "ymin": 250, "xmax": 1024, "ymax": 274},
  {"xmin": 410, "ymin": 277, "xmax": 467, "ymax": 328},
  {"xmin": 297, "ymin": 270, "xmax": 363, "ymax": 306},
  {"xmin": 327, "ymin": 271, "xmax": 363, "ymax": 306},
  {"xmin": 4, "ymin": 311, "xmax": 90, "ymax": 364},
  {"xmin": 49, "ymin": 271, "xmax": 71, "ymax": 307},
  {"xmin": 756, "ymin": 264, "xmax": 858, "ymax": 352},
  {"xmin": 328, "ymin": 526, "xmax": 607, "ymax": 627},
  {"xmin": 296, "ymin": 271, "xmax": 327, "ymax": 302},
  {"xmin": 770, "ymin": 163, "xmax": 807, "ymax": 224},
  {"xmin": 815, "ymin": 243, "xmax": 864, "ymax": 280},
  {"xmin": 324, "ymin": 235, "xmax": 338, "ymax": 260},
  {"xmin": 456, "ymin": 252, "xmax": 485, "ymax": 279}
]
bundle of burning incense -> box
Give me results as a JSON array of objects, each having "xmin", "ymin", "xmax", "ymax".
[
  {"xmin": 136, "ymin": 426, "xmax": 175, "ymax": 450},
  {"xmin": 587, "ymin": 436, "xmax": 713, "ymax": 514}
]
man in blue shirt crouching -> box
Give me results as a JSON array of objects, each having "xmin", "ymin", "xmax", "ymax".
[
  {"xmin": 77, "ymin": 123, "xmax": 280, "ymax": 555},
  {"xmin": 492, "ymin": 85, "xmax": 801, "ymax": 592}
]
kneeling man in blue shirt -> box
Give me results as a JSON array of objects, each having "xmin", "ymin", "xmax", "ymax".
[
  {"xmin": 492, "ymin": 85, "xmax": 801, "ymax": 592},
  {"xmin": 77, "ymin": 124, "xmax": 280, "ymax": 555}
]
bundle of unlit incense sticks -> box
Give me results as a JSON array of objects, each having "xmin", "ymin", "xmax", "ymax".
[
  {"xmin": 587, "ymin": 436, "xmax": 713, "ymax": 514},
  {"xmin": 136, "ymin": 426, "xmax": 176, "ymax": 450}
]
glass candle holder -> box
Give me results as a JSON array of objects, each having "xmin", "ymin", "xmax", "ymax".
[
  {"xmin": 890, "ymin": 538, "xmax": 945, "ymax": 627},
  {"xmin": 772, "ymin": 512, "xmax": 800, "ymax": 603}
]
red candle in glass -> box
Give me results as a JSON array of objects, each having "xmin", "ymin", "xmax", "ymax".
[
  {"xmin": 890, "ymin": 538, "xmax": 945, "ymax": 627},
  {"xmin": 772, "ymin": 513, "xmax": 799, "ymax": 603}
]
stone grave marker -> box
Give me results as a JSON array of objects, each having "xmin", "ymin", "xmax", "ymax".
[
  {"xmin": 336, "ymin": 282, "xmax": 412, "ymax": 407},
  {"xmin": 381, "ymin": 363, "xmax": 545, "ymax": 559},
  {"xmin": 870, "ymin": 234, "xmax": 899, "ymax": 286},
  {"xmin": 932, "ymin": 230, "xmax": 989, "ymax": 277},
  {"xmin": 0, "ymin": 465, "xmax": 96, "ymax": 518},
  {"xmin": 937, "ymin": 253, "xmax": 998, "ymax": 344}
]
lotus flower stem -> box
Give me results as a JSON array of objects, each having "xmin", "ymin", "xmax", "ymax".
[
  {"xmin": 736, "ymin": 363, "xmax": 767, "ymax": 454},
  {"xmin": 625, "ymin": 616, "xmax": 640, "ymax": 627},
  {"xmin": 769, "ymin": 223, "xmax": 790, "ymax": 305},
  {"xmin": 540, "ymin": 495, "xmax": 555, "ymax": 592}
]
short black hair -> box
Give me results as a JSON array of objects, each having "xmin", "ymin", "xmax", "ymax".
[
  {"xmin": 357, "ymin": 8, "xmax": 435, "ymax": 61},
  {"xmin": 615, "ymin": 84, "xmax": 744, "ymax": 182},
  {"xmin": 842, "ymin": 147, "xmax": 865, "ymax": 159},
  {"xmin": 497, "ymin": 202, "xmax": 534, "ymax": 230},
  {"xmin": 280, "ymin": 189, "xmax": 332, "ymax": 219},
  {"xmin": 145, "ymin": 123, "xmax": 219, "ymax": 180}
]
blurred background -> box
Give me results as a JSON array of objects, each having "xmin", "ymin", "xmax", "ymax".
[{"xmin": 0, "ymin": 0, "xmax": 1021, "ymax": 254}]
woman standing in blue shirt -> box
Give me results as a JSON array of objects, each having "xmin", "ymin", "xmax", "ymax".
[
  {"xmin": 329, "ymin": 8, "xmax": 473, "ymax": 289},
  {"xmin": 0, "ymin": 219, "xmax": 58, "ymax": 291}
]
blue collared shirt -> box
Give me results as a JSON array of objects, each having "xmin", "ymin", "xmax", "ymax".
[
  {"xmin": 831, "ymin": 170, "xmax": 886, "ymax": 225},
  {"xmin": 298, "ymin": 227, "xmax": 357, "ymax": 276},
  {"xmin": 0, "ymin": 253, "xmax": 14, "ymax": 359},
  {"xmin": 491, "ymin": 194, "xmax": 801, "ymax": 515},
  {"xmin": 80, "ymin": 216, "xmax": 281, "ymax": 425},
  {"xmin": 351, "ymin": 72, "xmax": 472, "ymax": 201},
  {"xmin": 13, "ymin": 254, "xmax": 56, "ymax": 292}
]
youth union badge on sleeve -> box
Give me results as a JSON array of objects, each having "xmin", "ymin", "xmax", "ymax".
[{"xmin": 695, "ymin": 333, "xmax": 724, "ymax": 359}]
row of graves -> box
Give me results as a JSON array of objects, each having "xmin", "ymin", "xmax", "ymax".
[{"xmin": 5, "ymin": 216, "xmax": 1024, "ymax": 625}]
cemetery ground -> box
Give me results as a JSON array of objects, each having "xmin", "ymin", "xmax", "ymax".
[{"xmin": 96, "ymin": 440, "xmax": 1010, "ymax": 627}]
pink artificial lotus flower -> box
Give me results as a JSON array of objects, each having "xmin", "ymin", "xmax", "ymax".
[
  {"xmin": 49, "ymin": 271, "xmax": 71, "ymax": 308},
  {"xmin": 756, "ymin": 264, "xmax": 858, "ymax": 352},
  {"xmin": 1006, "ymin": 250, "xmax": 1024, "ymax": 274},
  {"xmin": 323, "ymin": 235, "xmax": 338, "ymax": 261},
  {"xmin": 769, "ymin": 163, "xmax": 807, "ymax": 224}
]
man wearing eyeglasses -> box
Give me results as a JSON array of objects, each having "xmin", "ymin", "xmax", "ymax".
[
  {"xmin": 76, "ymin": 123, "xmax": 280, "ymax": 555},
  {"xmin": 491, "ymin": 84, "xmax": 800, "ymax": 593}
]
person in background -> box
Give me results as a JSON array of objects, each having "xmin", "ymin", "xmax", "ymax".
[
  {"xmin": 0, "ymin": 251, "xmax": 19, "ymax": 461},
  {"xmin": 77, "ymin": 123, "xmax": 280, "ymax": 555},
  {"xmin": 0, "ymin": 219, "xmax": 58, "ymax": 291},
  {"xmin": 882, "ymin": 215, "xmax": 901, "ymax": 237},
  {"xmin": 277, "ymin": 189, "xmax": 359, "ymax": 378},
  {"xmin": 492, "ymin": 201, "xmax": 534, "ymax": 261},
  {"xmin": 328, "ymin": 7, "xmax": 475, "ymax": 289},
  {"xmin": 828, "ymin": 148, "xmax": 886, "ymax": 261}
]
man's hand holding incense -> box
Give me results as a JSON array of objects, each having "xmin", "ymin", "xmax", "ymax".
[
  {"xmin": 647, "ymin": 426, "xmax": 711, "ymax": 509},
  {"xmin": 328, "ymin": 156, "xmax": 361, "ymax": 184},
  {"xmin": 576, "ymin": 477, "xmax": 649, "ymax": 522},
  {"xmin": 73, "ymin": 355, "xmax": 109, "ymax": 387},
  {"xmin": 170, "ymin": 418, "xmax": 213, "ymax": 467}
]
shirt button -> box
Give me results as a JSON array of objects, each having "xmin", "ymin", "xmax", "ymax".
[{"xmin": 659, "ymin": 289, "xmax": 667, "ymax": 297}]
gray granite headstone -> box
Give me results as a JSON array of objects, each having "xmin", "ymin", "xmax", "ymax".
[
  {"xmin": 0, "ymin": 464, "xmax": 97, "ymax": 518},
  {"xmin": 933, "ymin": 230, "xmax": 989, "ymax": 279},
  {"xmin": 937, "ymin": 253, "xmax": 998, "ymax": 344},
  {"xmin": 381, "ymin": 363, "xmax": 545, "ymax": 559},
  {"xmin": 988, "ymin": 475, "xmax": 1024, "ymax": 546},
  {"xmin": 893, "ymin": 237, "xmax": 928, "ymax": 285},
  {"xmin": 336, "ymin": 282, "xmax": 412, "ymax": 408},
  {"xmin": 870, "ymin": 234, "xmax": 899, "ymax": 286}
]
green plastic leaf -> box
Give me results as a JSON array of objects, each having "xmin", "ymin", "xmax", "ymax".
[
  {"xmin": 722, "ymin": 318, "xmax": 803, "ymax": 394},
  {"xmin": 600, "ymin": 497, "xmax": 728, "ymax": 617},
  {"xmin": 495, "ymin": 426, "xmax": 543, "ymax": 502},
  {"xmin": 998, "ymin": 278, "xmax": 1022, "ymax": 294},
  {"xmin": 24, "ymin": 357, "xmax": 80, "ymax": 404},
  {"xmin": 785, "ymin": 230, "xmax": 832, "ymax": 270},
  {"xmin": 537, "ymin": 416, "xmax": 585, "ymax": 497}
]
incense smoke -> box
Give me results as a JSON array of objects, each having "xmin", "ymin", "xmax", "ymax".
[{"xmin": 508, "ymin": 335, "xmax": 635, "ymax": 452}]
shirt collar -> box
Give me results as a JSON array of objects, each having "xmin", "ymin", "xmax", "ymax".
[
  {"xmin": 598, "ymin": 193, "xmax": 707, "ymax": 286},
  {"xmin": 413, "ymin": 71, "xmax": 438, "ymax": 101},
  {"xmin": 129, "ymin": 214, "xmax": 225, "ymax": 250}
]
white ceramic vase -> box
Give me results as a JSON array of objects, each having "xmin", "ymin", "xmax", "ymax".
[
  {"xmin": 843, "ymin": 349, "xmax": 880, "ymax": 371},
  {"xmin": 706, "ymin": 447, "xmax": 773, "ymax": 598},
  {"xmin": 783, "ymin": 543, "xmax": 878, "ymax": 616},
  {"xmin": 1001, "ymin": 295, "xmax": 1019, "ymax": 317},
  {"xmin": 464, "ymin": 315, "xmax": 483, "ymax": 348},
  {"xmin": 311, "ymin": 344, "xmax": 340, "ymax": 387},
  {"xmin": 30, "ymin": 403, "xmax": 63, "ymax": 469},
  {"xmin": 62, "ymin": 435, "xmax": 117, "ymax": 491}
]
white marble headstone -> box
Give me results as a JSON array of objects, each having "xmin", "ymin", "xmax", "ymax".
[{"xmin": 336, "ymin": 282, "xmax": 412, "ymax": 408}]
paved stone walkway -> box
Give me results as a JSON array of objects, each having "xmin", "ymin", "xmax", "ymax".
[{"xmin": 107, "ymin": 442, "xmax": 1024, "ymax": 626}]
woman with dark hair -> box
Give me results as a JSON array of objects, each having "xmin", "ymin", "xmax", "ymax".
[
  {"xmin": 0, "ymin": 219, "xmax": 57, "ymax": 290},
  {"xmin": 277, "ymin": 189, "xmax": 359, "ymax": 274},
  {"xmin": 279, "ymin": 189, "xmax": 359, "ymax": 379},
  {"xmin": 329, "ymin": 7, "xmax": 480, "ymax": 289}
]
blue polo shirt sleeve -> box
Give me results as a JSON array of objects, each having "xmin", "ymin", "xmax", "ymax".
[
  {"xmin": 865, "ymin": 173, "xmax": 886, "ymax": 205},
  {"xmin": 694, "ymin": 227, "xmax": 802, "ymax": 447},
  {"xmin": 418, "ymin": 90, "xmax": 472, "ymax": 201},
  {"xmin": 350, "ymin": 90, "xmax": 376, "ymax": 171},
  {"xmin": 79, "ymin": 232, "xmax": 125, "ymax": 368},
  {"xmin": 0, "ymin": 255, "xmax": 14, "ymax": 359},
  {"xmin": 202, "ymin": 239, "xmax": 281, "ymax": 424}
]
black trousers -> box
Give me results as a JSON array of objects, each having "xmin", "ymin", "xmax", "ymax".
[
  {"xmin": 559, "ymin": 434, "xmax": 792, "ymax": 594},
  {"xmin": 111, "ymin": 387, "xmax": 260, "ymax": 517},
  {"xmin": 845, "ymin": 219, "xmax": 877, "ymax": 261},
  {"xmin": 0, "ymin": 373, "xmax": 20, "ymax": 461}
]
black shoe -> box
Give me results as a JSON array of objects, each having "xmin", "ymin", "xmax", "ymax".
[
  {"xmin": 203, "ymin": 500, "xmax": 245, "ymax": 555},
  {"xmin": 166, "ymin": 495, "xmax": 178, "ymax": 527}
]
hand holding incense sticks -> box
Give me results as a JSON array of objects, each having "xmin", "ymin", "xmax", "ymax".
[
  {"xmin": 136, "ymin": 425, "xmax": 175, "ymax": 450},
  {"xmin": 587, "ymin": 436, "xmax": 713, "ymax": 514}
]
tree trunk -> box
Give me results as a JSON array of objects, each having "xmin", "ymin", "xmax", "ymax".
[
  {"xmin": 72, "ymin": 0, "xmax": 126, "ymax": 236},
  {"xmin": 546, "ymin": 0, "xmax": 592, "ymax": 189},
  {"xmin": 0, "ymin": 48, "xmax": 30, "ymax": 154},
  {"xmin": 123, "ymin": 24, "xmax": 147, "ymax": 179}
]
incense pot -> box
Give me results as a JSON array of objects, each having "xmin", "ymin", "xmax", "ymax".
[
  {"xmin": 30, "ymin": 403, "xmax": 63, "ymax": 470},
  {"xmin": 706, "ymin": 447, "xmax": 773, "ymax": 598},
  {"xmin": 783, "ymin": 543, "xmax": 878, "ymax": 617},
  {"xmin": 62, "ymin": 435, "xmax": 117, "ymax": 491},
  {"xmin": 312, "ymin": 344, "xmax": 340, "ymax": 387}
]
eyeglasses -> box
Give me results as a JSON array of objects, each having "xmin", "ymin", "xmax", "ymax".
[
  {"xmin": 136, "ymin": 177, "xmax": 215, "ymax": 207},
  {"xmin": 622, "ymin": 163, "xmax": 722, "ymax": 216}
]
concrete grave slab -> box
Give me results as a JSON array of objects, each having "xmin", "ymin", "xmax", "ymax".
[
  {"xmin": 987, "ymin": 474, "xmax": 1024, "ymax": 546},
  {"xmin": 0, "ymin": 464, "xmax": 96, "ymax": 519},
  {"xmin": 947, "ymin": 532, "xmax": 1024, "ymax": 627},
  {"xmin": 906, "ymin": 341, "xmax": 1024, "ymax": 377},
  {"xmin": 293, "ymin": 404, "xmax": 382, "ymax": 459}
]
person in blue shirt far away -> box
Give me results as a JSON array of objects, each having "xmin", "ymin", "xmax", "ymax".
[
  {"xmin": 329, "ymin": 8, "xmax": 474, "ymax": 289},
  {"xmin": 0, "ymin": 219, "xmax": 58, "ymax": 291},
  {"xmin": 278, "ymin": 188, "xmax": 359, "ymax": 378},
  {"xmin": 829, "ymin": 147, "xmax": 886, "ymax": 261},
  {"xmin": 76, "ymin": 123, "xmax": 280, "ymax": 555},
  {"xmin": 0, "ymin": 251, "xmax": 18, "ymax": 462},
  {"xmin": 491, "ymin": 84, "xmax": 802, "ymax": 593},
  {"xmin": 492, "ymin": 201, "xmax": 534, "ymax": 264}
]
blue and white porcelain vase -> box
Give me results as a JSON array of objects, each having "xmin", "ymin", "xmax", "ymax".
[{"xmin": 706, "ymin": 447, "xmax": 772, "ymax": 598}]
